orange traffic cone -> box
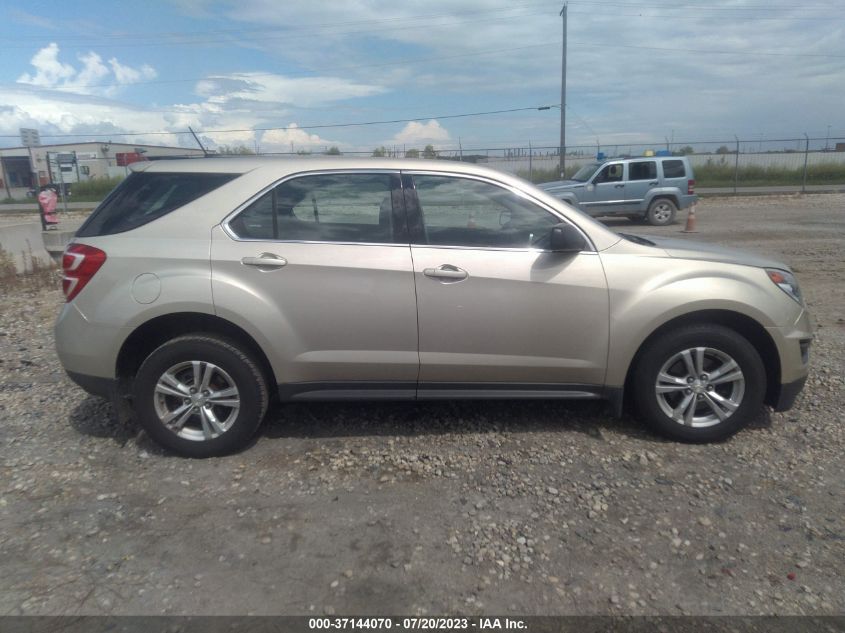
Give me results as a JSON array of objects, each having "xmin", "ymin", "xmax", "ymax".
[{"xmin": 682, "ymin": 203, "xmax": 698, "ymax": 233}]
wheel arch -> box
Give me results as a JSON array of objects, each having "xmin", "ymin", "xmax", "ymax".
[
  {"xmin": 620, "ymin": 309, "xmax": 781, "ymax": 413},
  {"xmin": 115, "ymin": 312, "xmax": 277, "ymax": 397},
  {"xmin": 646, "ymin": 191, "xmax": 680, "ymax": 209}
]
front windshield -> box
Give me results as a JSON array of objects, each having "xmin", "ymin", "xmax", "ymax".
[{"xmin": 571, "ymin": 163, "xmax": 600, "ymax": 182}]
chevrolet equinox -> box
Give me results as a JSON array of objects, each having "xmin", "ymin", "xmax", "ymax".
[{"xmin": 55, "ymin": 158, "xmax": 812, "ymax": 457}]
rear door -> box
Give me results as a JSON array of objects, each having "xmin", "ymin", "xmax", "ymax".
[
  {"xmin": 404, "ymin": 171, "xmax": 609, "ymax": 396},
  {"xmin": 211, "ymin": 170, "xmax": 419, "ymax": 399},
  {"xmin": 660, "ymin": 158, "xmax": 688, "ymax": 193},
  {"xmin": 622, "ymin": 160, "xmax": 658, "ymax": 212}
]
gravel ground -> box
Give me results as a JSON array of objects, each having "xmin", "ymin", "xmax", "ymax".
[{"xmin": 0, "ymin": 194, "xmax": 843, "ymax": 616}]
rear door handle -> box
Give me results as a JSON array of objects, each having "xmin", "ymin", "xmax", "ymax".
[
  {"xmin": 241, "ymin": 253, "xmax": 287, "ymax": 268},
  {"xmin": 648, "ymin": 181, "xmax": 659, "ymax": 185},
  {"xmin": 423, "ymin": 265, "xmax": 468, "ymax": 281}
]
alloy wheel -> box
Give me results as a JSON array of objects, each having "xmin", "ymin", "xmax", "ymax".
[
  {"xmin": 654, "ymin": 347, "xmax": 745, "ymax": 428},
  {"xmin": 153, "ymin": 360, "xmax": 241, "ymax": 441}
]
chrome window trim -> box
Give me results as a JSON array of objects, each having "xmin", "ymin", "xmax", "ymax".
[
  {"xmin": 221, "ymin": 168, "xmax": 402, "ymax": 244},
  {"xmin": 220, "ymin": 166, "xmax": 597, "ymax": 253},
  {"xmin": 401, "ymin": 169, "xmax": 597, "ymax": 252}
]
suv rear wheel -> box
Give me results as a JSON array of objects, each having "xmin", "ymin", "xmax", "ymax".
[
  {"xmin": 132, "ymin": 335, "xmax": 269, "ymax": 457},
  {"xmin": 631, "ymin": 324, "xmax": 765, "ymax": 442},
  {"xmin": 646, "ymin": 198, "xmax": 677, "ymax": 226}
]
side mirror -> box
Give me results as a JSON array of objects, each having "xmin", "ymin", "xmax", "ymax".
[{"xmin": 549, "ymin": 223, "xmax": 587, "ymax": 253}]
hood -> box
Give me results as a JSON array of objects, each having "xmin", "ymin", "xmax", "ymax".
[
  {"xmin": 538, "ymin": 180, "xmax": 582, "ymax": 191},
  {"xmin": 632, "ymin": 234, "xmax": 790, "ymax": 270}
]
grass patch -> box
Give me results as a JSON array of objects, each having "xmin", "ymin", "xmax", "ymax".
[
  {"xmin": 70, "ymin": 176, "xmax": 124, "ymax": 201},
  {"xmin": 694, "ymin": 161, "xmax": 845, "ymax": 188},
  {"xmin": 0, "ymin": 245, "xmax": 60, "ymax": 294}
]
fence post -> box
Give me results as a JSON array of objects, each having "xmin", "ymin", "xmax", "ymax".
[
  {"xmin": 802, "ymin": 133, "xmax": 809, "ymax": 193},
  {"xmin": 733, "ymin": 135, "xmax": 739, "ymax": 195},
  {"xmin": 529, "ymin": 140, "xmax": 533, "ymax": 182}
]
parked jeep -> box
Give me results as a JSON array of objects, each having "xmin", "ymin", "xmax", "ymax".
[{"xmin": 539, "ymin": 156, "xmax": 697, "ymax": 226}]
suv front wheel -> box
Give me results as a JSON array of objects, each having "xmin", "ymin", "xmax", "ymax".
[
  {"xmin": 132, "ymin": 335, "xmax": 269, "ymax": 457},
  {"xmin": 646, "ymin": 198, "xmax": 678, "ymax": 226},
  {"xmin": 631, "ymin": 324, "xmax": 765, "ymax": 442}
]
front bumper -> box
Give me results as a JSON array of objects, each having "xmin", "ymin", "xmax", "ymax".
[
  {"xmin": 766, "ymin": 308, "xmax": 813, "ymax": 412},
  {"xmin": 773, "ymin": 375, "xmax": 807, "ymax": 412}
]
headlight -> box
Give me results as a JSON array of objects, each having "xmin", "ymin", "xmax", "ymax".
[{"xmin": 766, "ymin": 268, "xmax": 803, "ymax": 304}]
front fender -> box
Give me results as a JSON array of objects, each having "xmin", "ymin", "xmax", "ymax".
[{"xmin": 601, "ymin": 255, "xmax": 798, "ymax": 387}]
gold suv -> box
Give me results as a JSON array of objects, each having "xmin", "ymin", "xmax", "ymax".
[{"xmin": 55, "ymin": 158, "xmax": 812, "ymax": 457}]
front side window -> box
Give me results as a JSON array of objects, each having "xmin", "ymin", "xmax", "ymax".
[
  {"xmin": 628, "ymin": 161, "xmax": 657, "ymax": 181},
  {"xmin": 662, "ymin": 160, "xmax": 686, "ymax": 178},
  {"xmin": 593, "ymin": 163, "xmax": 623, "ymax": 184},
  {"xmin": 228, "ymin": 173, "xmax": 397, "ymax": 243},
  {"xmin": 572, "ymin": 163, "xmax": 600, "ymax": 182},
  {"xmin": 413, "ymin": 175, "xmax": 559, "ymax": 248}
]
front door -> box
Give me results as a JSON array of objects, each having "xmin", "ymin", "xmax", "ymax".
[
  {"xmin": 211, "ymin": 171, "xmax": 419, "ymax": 398},
  {"xmin": 580, "ymin": 162, "xmax": 626, "ymax": 215},
  {"xmin": 404, "ymin": 172, "xmax": 609, "ymax": 396}
]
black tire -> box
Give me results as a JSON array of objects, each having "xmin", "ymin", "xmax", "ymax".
[
  {"xmin": 132, "ymin": 335, "xmax": 269, "ymax": 457},
  {"xmin": 631, "ymin": 324, "xmax": 765, "ymax": 443},
  {"xmin": 646, "ymin": 198, "xmax": 678, "ymax": 226}
]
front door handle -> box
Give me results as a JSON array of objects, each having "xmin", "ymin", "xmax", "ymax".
[
  {"xmin": 614, "ymin": 183, "xmax": 625, "ymax": 188},
  {"xmin": 423, "ymin": 265, "xmax": 468, "ymax": 281},
  {"xmin": 241, "ymin": 253, "xmax": 287, "ymax": 269}
]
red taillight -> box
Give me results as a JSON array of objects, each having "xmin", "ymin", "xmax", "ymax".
[
  {"xmin": 62, "ymin": 243, "xmax": 106, "ymax": 302},
  {"xmin": 687, "ymin": 179, "xmax": 696, "ymax": 195}
]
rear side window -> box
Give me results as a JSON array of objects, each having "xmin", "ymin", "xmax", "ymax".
[
  {"xmin": 228, "ymin": 173, "xmax": 399, "ymax": 244},
  {"xmin": 628, "ymin": 161, "xmax": 657, "ymax": 181},
  {"xmin": 662, "ymin": 160, "xmax": 686, "ymax": 178},
  {"xmin": 76, "ymin": 172, "xmax": 237, "ymax": 237}
]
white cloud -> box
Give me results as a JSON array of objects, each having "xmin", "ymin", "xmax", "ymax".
[
  {"xmin": 108, "ymin": 59, "xmax": 157, "ymax": 85},
  {"xmin": 17, "ymin": 44, "xmax": 75, "ymax": 88},
  {"xmin": 16, "ymin": 43, "xmax": 158, "ymax": 97},
  {"xmin": 196, "ymin": 72, "xmax": 385, "ymax": 107},
  {"xmin": 389, "ymin": 120, "xmax": 450, "ymax": 146},
  {"xmin": 260, "ymin": 124, "xmax": 336, "ymax": 152}
]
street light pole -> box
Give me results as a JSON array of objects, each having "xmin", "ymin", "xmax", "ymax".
[{"xmin": 559, "ymin": 2, "xmax": 567, "ymax": 179}]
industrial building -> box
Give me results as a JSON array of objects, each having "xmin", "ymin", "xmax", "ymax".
[{"xmin": 0, "ymin": 141, "xmax": 205, "ymax": 199}]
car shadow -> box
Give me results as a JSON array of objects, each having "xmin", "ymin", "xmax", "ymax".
[
  {"xmin": 67, "ymin": 392, "xmax": 774, "ymax": 452},
  {"xmin": 260, "ymin": 398, "xmax": 656, "ymax": 443}
]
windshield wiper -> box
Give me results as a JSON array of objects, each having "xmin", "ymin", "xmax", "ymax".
[{"xmin": 619, "ymin": 233, "xmax": 655, "ymax": 246}]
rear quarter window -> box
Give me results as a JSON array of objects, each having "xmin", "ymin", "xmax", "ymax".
[
  {"xmin": 662, "ymin": 160, "xmax": 686, "ymax": 179},
  {"xmin": 76, "ymin": 172, "xmax": 237, "ymax": 237}
]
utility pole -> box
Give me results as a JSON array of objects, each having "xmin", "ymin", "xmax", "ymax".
[{"xmin": 559, "ymin": 2, "xmax": 567, "ymax": 179}]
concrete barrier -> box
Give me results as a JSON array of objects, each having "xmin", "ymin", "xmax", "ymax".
[
  {"xmin": 0, "ymin": 223, "xmax": 53, "ymax": 273},
  {"xmin": 42, "ymin": 225, "xmax": 79, "ymax": 257}
]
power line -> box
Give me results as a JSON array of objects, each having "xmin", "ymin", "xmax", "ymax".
[
  {"xmin": 0, "ymin": 104, "xmax": 562, "ymax": 139},
  {"xmin": 0, "ymin": 6, "xmax": 559, "ymax": 48},
  {"xmin": 8, "ymin": 41, "xmax": 561, "ymax": 90},
  {"xmin": 0, "ymin": 1, "xmax": 559, "ymax": 41},
  {"xmin": 568, "ymin": 41, "xmax": 845, "ymax": 58},
  {"xmin": 10, "ymin": 35, "xmax": 844, "ymax": 94}
]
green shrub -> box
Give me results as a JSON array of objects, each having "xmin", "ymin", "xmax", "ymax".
[
  {"xmin": 694, "ymin": 163, "xmax": 845, "ymax": 187},
  {"xmin": 71, "ymin": 176, "xmax": 125, "ymax": 200}
]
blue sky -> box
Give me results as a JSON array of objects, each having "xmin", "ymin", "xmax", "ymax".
[{"xmin": 1, "ymin": 0, "xmax": 843, "ymax": 152}]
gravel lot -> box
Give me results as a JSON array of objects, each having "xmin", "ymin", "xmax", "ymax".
[{"xmin": 1, "ymin": 194, "xmax": 843, "ymax": 616}]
